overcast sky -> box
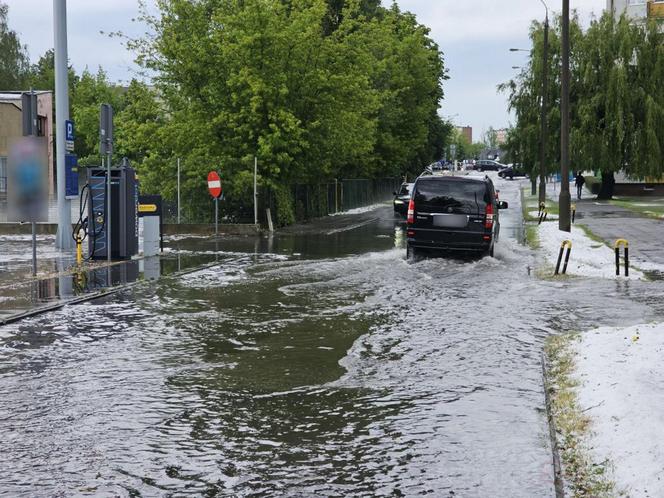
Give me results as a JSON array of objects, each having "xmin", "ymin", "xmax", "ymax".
[{"xmin": 6, "ymin": 0, "xmax": 606, "ymax": 139}]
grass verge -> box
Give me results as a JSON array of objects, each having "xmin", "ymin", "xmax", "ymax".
[
  {"xmin": 525, "ymin": 224, "xmax": 540, "ymax": 250},
  {"xmin": 575, "ymin": 223, "xmax": 608, "ymax": 247},
  {"xmin": 610, "ymin": 198, "xmax": 664, "ymax": 220},
  {"xmin": 522, "ymin": 186, "xmax": 560, "ymax": 222},
  {"xmin": 544, "ymin": 334, "xmax": 617, "ymax": 497}
]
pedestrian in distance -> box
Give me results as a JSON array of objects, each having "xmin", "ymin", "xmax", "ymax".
[{"xmin": 575, "ymin": 171, "xmax": 585, "ymax": 199}]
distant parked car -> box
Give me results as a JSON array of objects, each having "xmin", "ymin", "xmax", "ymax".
[
  {"xmin": 498, "ymin": 164, "xmax": 529, "ymax": 180},
  {"xmin": 476, "ymin": 160, "xmax": 505, "ymax": 172},
  {"xmin": 393, "ymin": 182, "xmax": 414, "ymax": 216},
  {"xmin": 405, "ymin": 175, "xmax": 508, "ymax": 258}
]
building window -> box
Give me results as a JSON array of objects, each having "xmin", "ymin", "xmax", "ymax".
[
  {"xmin": 0, "ymin": 156, "xmax": 7, "ymax": 193},
  {"xmin": 37, "ymin": 116, "xmax": 46, "ymax": 137}
]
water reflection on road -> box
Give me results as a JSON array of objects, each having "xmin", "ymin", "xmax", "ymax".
[{"xmin": 1, "ymin": 177, "xmax": 663, "ymax": 496}]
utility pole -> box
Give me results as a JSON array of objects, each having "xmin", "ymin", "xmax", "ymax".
[
  {"xmin": 559, "ymin": 0, "xmax": 571, "ymax": 232},
  {"xmin": 254, "ymin": 156, "xmax": 258, "ymax": 226},
  {"xmin": 100, "ymin": 104, "xmax": 113, "ymax": 262},
  {"xmin": 53, "ymin": 0, "xmax": 74, "ymax": 250},
  {"xmin": 539, "ymin": 0, "xmax": 549, "ymax": 205}
]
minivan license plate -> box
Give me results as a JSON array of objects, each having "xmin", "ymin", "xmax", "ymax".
[{"xmin": 433, "ymin": 214, "xmax": 469, "ymax": 228}]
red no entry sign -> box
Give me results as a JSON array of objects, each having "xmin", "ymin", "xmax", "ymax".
[{"xmin": 207, "ymin": 171, "xmax": 222, "ymax": 198}]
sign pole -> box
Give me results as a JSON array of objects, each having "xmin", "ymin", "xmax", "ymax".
[
  {"xmin": 254, "ymin": 156, "xmax": 258, "ymax": 225},
  {"xmin": 30, "ymin": 89, "xmax": 37, "ymax": 275},
  {"xmin": 215, "ymin": 197, "xmax": 218, "ymax": 237},
  {"xmin": 207, "ymin": 170, "xmax": 222, "ymax": 237},
  {"xmin": 177, "ymin": 158, "xmax": 181, "ymax": 224},
  {"xmin": 106, "ymin": 147, "xmax": 112, "ymax": 262},
  {"xmin": 100, "ymin": 104, "xmax": 113, "ymax": 262}
]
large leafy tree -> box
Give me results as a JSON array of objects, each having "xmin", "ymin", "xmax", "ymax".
[
  {"xmin": 505, "ymin": 12, "xmax": 664, "ymax": 200},
  {"xmin": 574, "ymin": 13, "xmax": 664, "ymax": 198},
  {"xmin": 70, "ymin": 68, "xmax": 125, "ymax": 165},
  {"xmin": 125, "ymin": 0, "xmax": 447, "ymax": 222},
  {"xmin": 0, "ymin": 2, "xmax": 31, "ymax": 90}
]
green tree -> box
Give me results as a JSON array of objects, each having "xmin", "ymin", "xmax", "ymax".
[
  {"xmin": 127, "ymin": 0, "xmax": 447, "ymax": 223},
  {"xmin": 0, "ymin": 2, "xmax": 31, "ymax": 90},
  {"xmin": 28, "ymin": 50, "xmax": 78, "ymax": 92},
  {"xmin": 71, "ymin": 68, "xmax": 124, "ymax": 165},
  {"xmin": 574, "ymin": 13, "xmax": 664, "ymax": 198}
]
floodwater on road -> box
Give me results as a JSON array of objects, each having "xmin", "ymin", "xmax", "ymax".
[{"xmin": 2, "ymin": 176, "xmax": 664, "ymax": 497}]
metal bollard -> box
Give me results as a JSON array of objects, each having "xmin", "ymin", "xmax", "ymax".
[
  {"xmin": 615, "ymin": 239, "xmax": 629, "ymax": 277},
  {"xmin": 76, "ymin": 233, "xmax": 83, "ymax": 265},
  {"xmin": 539, "ymin": 210, "xmax": 548, "ymax": 225},
  {"xmin": 571, "ymin": 204, "xmax": 576, "ymax": 224},
  {"xmin": 555, "ymin": 240, "xmax": 573, "ymax": 275}
]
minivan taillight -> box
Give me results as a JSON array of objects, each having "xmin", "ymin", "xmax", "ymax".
[
  {"xmin": 485, "ymin": 203, "xmax": 494, "ymax": 229},
  {"xmin": 407, "ymin": 199, "xmax": 415, "ymax": 224}
]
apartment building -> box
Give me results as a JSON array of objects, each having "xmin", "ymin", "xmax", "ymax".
[
  {"xmin": 607, "ymin": 0, "xmax": 664, "ymax": 20},
  {"xmin": 455, "ymin": 126, "xmax": 473, "ymax": 144}
]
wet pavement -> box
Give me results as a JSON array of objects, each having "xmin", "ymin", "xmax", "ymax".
[
  {"xmin": 3, "ymin": 175, "xmax": 664, "ymax": 496},
  {"xmin": 572, "ymin": 199, "xmax": 664, "ymax": 267},
  {"xmin": 544, "ymin": 186, "xmax": 664, "ymax": 268}
]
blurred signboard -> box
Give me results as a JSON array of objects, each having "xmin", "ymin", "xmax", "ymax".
[
  {"xmin": 65, "ymin": 153, "xmax": 78, "ymax": 199},
  {"xmin": 648, "ymin": 0, "xmax": 664, "ymax": 18},
  {"xmin": 7, "ymin": 136, "xmax": 48, "ymax": 222}
]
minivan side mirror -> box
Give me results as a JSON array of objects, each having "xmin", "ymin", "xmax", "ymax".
[{"xmin": 498, "ymin": 201, "xmax": 509, "ymax": 210}]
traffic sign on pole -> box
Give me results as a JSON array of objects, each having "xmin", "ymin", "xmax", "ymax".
[
  {"xmin": 65, "ymin": 120, "xmax": 75, "ymax": 152},
  {"xmin": 207, "ymin": 171, "xmax": 222, "ymax": 198}
]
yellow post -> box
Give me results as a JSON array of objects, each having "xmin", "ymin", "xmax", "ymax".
[{"xmin": 76, "ymin": 234, "xmax": 82, "ymax": 264}]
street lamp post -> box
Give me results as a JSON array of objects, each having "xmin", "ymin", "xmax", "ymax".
[
  {"xmin": 508, "ymin": 48, "xmax": 538, "ymax": 196},
  {"xmin": 539, "ymin": 0, "xmax": 550, "ymax": 207},
  {"xmin": 559, "ymin": 0, "xmax": 571, "ymax": 232},
  {"xmin": 54, "ymin": 0, "xmax": 73, "ymax": 250}
]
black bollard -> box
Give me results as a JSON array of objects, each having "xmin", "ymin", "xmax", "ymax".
[
  {"xmin": 625, "ymin": 247, "xmax": 629, "ymax": 277},
  {"xmin": 562, "ymin": 246, "xmax": 572, "ymax": 275}
]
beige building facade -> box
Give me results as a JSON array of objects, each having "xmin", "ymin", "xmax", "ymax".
[
  {"xmin": 0, "ymin": 91, "xmax": 54, "ymax": 202},
  {"xmin": 455, "ymin": 126, "xmax": 473, "ymax": 144}
]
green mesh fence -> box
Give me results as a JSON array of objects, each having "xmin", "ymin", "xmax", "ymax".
[{"xmin": 163, "ymin": 177, "xmax": 401, "ymax": 225}]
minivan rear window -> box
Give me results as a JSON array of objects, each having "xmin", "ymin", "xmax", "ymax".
[{"xmin": 415, "ymin": 179, "xmax": 489, "ymax": 204}]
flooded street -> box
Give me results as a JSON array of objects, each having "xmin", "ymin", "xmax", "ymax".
[{"xmin": 2, "ymin": 177, "xmax": 664, "ymax": 497}]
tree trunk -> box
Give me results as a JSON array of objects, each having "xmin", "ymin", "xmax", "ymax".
[
  {"xmin": 531, "ymin": 176, "xmax": 537, "ymax": 196},
  {"xmin": 597, "ymin": 170, "xmax": 615, "ymax": 200}
]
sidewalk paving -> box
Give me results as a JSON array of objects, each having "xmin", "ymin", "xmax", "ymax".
[{"xmin": 546, "ymin": 188, "xmax": 664, "ymax": 269}]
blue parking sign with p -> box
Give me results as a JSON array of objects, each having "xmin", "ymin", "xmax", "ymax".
[
  {"xmin": 65, "ymin": 120, "xmax": 75, "ymax": 152},
  {"xmin": 66, "ymin": 120, "xmax": 74, "ymax": 141}
]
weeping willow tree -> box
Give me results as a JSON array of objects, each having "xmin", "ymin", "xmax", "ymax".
[
  {"xmin": 505, "ymin": 12, "xmax": 664, "ymax": 200},
  {"xmin": 500, "ymin": 15, "xmax": 574, "ymax": 196}
]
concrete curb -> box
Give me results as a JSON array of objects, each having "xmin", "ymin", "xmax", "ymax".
[
  {"xmin": 0, "ymin": 260, "xmax": 223, "ymax": 327},
  {"xmin": 0, "ymin": 223, "xmax": 262, "ymax": 237},
  {"xmin": 541, "ymin": 351, "xmax": 565, "ymax": 498}
]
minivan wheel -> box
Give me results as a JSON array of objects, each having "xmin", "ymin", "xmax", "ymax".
[{"xmin": 488, "ymin": 244, "xmax": 495, "ymax": 258}]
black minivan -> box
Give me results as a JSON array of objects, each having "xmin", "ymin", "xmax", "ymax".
[{"xmin": 406, "ymin": 175, "xmax": 508, "ymax": 258}]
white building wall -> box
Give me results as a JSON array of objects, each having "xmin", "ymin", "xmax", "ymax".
[{"xmin": 607, "ymin": 0, "xmax": 648, "ymax": 19}]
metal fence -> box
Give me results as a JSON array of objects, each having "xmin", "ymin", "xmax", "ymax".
[
  {"xmin": 267, "ymin": 177, "xmax": 401, "ymax": 225},
  {"xmin": 161, "ymin": 177, "xmax": 401, "ymax": 226}
]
